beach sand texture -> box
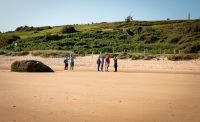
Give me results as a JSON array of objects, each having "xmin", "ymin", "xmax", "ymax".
[{"xmin": 0, "ymin": 55, "xmax": 200, "ymax": 122}]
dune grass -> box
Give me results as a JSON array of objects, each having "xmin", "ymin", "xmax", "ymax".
[
  {"xmin": 30, "ymin": 50, "xmax": 74, "ymax": 58},
  {"xmin": 0, "ymin": 20, "xmax": 200, "ymax": 58}
]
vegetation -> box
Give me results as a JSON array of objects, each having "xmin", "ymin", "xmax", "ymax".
[
  {"xmin": 167, "ymin": 54, "xmax": 199, "ymax": 61},
  {"xmin": 59, "ymin": 25, "xmax": 76, "ymax": 34},
  {"xmin": 0, "ymin": 20, "xmax": 200, "ymax": 60},
  {"xmin": 30, "ymin": 50, "xmax": 74, "ymax": 58}
]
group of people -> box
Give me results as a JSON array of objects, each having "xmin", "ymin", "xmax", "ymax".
[
  {"xmin": 64, "ymin": 54, "xmax": 76, "ymax": 72},
  {"xmin": 97, "ymin": 55, "xmax": 118, "ymax": 72},
  {"xmin": 63, "ymin": 54, "xmax": 118, "ymax": 72}
]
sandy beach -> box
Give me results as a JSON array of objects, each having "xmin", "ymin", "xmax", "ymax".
[
  {"xmin": 0, "ymin": 55, "xmax": 200, "ymax": 122},
  {"xmin": 0, "ymin": 55, "xmax": 200, "ymax": 73}
]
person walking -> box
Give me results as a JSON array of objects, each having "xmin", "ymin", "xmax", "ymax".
[
  {"xmin": 113, "ymin": 56, "xmax": 118, "ymax": 72},
  {"xmin": 101, "ymin": 56, "xmax": 104, "ymax": 72},
  {"xmin": 97, "ymin": 56, "xmax": 101, "ymax": 71},
  {"xmin": 64, "ymin": 55, "xmax": 69, "ymax": 71},
  {"xmin": 105, "ymin": 55, "xmax": 110, "ymax": 72},
  {"xmin": 70, "ymin": 54, "xmax": 76, "ymax": 72}
]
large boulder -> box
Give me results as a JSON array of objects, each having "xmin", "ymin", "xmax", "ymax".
[{"xmin": 11, "ymin": 60, "xmax": 54, "ymax": 72}]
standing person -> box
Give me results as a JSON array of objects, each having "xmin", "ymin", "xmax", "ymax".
[
  {"xmin": 105, "ymin": 55, "xmax": 110, "ymax": 72},
  {"xmin": 64, "ymin": 55, "xmax": 69, "ymax": 71},
  {"xmin": 97, "ymin": 56, "xmax": 101, "ymax": 71},
  {"xmin": 70, "ymin": 54, "xmax": 76, "ymax": 72},
  {"xmin": 101, "ymin": 56, "xmax": 104, "ymax": 72},
  {"xmin": 113, "ymin": 56, "xmax": 118, "ymax": 72}
]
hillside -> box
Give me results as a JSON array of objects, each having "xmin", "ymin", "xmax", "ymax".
[{"xmin": 0, "ymin": 20, "xmax": 200, "ymax": 55}]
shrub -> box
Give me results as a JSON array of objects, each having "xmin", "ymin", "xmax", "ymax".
[
  {"xmin": 11, "ymin": 51, "xmax": 29, "ymax": 56},
  {"xmin": 144, "ymin": 35, "xmax": 158, "ymax": 44},
  {"xmin": 143, "ymin": 55, "xmax": 155, "ymax": 60},
  {"xmin": 30, "ymin": 50, "xmax": 74, "ymax": 58},
  {"xmin": 0, "ymin": 51, "xmax": 6, "ymax": 55},
  {"xmin": 137, "ymin": 27, "xmax": 142, "ymax": 33},
  {"xmin": 130, "ymin": 54, "xmax": 144, "ymax": 60},
  {"xmin": 109, "ymin": 53, "xmax": 119, "ymax": 58},
  {"xmin": 117, "ymin": 52, "xmax": 128, "ymax": 59},
  {"xmin": 15, "ymin": 25, "xmax": 52, "ymax": 32},
  {"xmin": 167, "ymin": 54, "xmax": 199, "ymax": 61},
  {"xmin": 184, "ymin": 44, "xmax": 200, "ymax": 53},
  {"xmin": 60, "ymin": 25, "xmax": 76, "ymax": 34},
  {"xmin": 0, "ymin": 35, "xmax": 20, "ymax": 45},
  {"xmin": 125, "ymin": 29, "xmax": 134, "ymax": 36},
  {"xmin": 142, "ymin": 27, "xmax": 155, "ymax": 33},
  {"xmin": 166, "ymin": 35, "xmax": 182, "ymax": 43}
]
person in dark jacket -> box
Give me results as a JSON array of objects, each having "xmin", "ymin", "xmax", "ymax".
[
  {"xmin": 64, "ymin": 55, "xmax": 69, "ymax": 71},
  {"xmin": 101, "ymin": 56, "xmax": 104, "ymax": 72},
  {"xmin": 113, "ymin": 56, "xmax": 118, "ymax": 72},
  {"xmin": 97, "ymin": 56, "xmax": 101, "ymax": 71}
]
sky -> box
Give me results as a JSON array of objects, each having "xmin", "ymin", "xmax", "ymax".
[{"xmin": 0, "ymin": 0, "xmax": 200, "ymax": 32}]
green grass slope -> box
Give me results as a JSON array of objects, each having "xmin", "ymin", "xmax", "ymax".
[{"xmin": 0, "ymin": 20, "xmax": 200, "ymax": 55}]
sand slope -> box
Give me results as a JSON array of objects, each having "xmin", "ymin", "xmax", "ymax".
[{"xmin": 0, "ymin": 71, "xmax": 200, "ymax": 122}]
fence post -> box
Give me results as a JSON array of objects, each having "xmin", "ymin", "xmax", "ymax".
[
  {"xmin": 164, "ymin": 50, "xmax": 166, "ymax": 54},
  {"xmin": 144, "ymin": 49, "xmax": 146, "ymax": 57},
  {"xmin": 174, "ymin": 49, "xmax": 176, "ymax": 54}
]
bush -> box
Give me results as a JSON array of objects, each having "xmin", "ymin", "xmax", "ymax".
[
  {"xmin": 117, "ymin": 52, "xmax": 128, "ymax": 59},
  {"xmin": 178, "ymin": 41, "xmax": 200, "ymax": 53},
  {"xmin": 109, "ymin": 53, "xmax": 119, "ymax": 58},
  {"xmin": 167, "ymin": 54, "xmax": 199, "ymax": 61},
  {"xmin": 184, "ymin": 44, "xmax": 200, "ymax": 53},
  {"xmin": 11, "ymin": 51, "xmax": 29, "ymax": 56},
  {"xmin": 166, "ymin": 35, "xmax": 182, "ymax": 43},
  {"xmin": 130, "ymin": 54, "xmax": 144, "ymax": 60},
  {"xmin": 143, "ymin": 55, "xmax": 155, "ymax": 60},
  {"xmin": 125, "ymin": 29, "xmax": 134, "ymax": 36},
  {"xmin": 1, "ymin": 51, "xmax": 29, "ymax": 56},
  {"xmin": 30, "ymin": 50, "xmax": 74, "ymax": 58},
  {"xmin": 60, "ymin": 25, "xmax": 76, "ymax": 34},
  {"xmin": 15, "ymin": 25, "xmax": 52, "ymax": 32},
  {"xmin": 144, "ymin": 35, "xmax": 159, "ymax": 44},
  {"xmin": 0, "ymin": 35, "xmax": 20, "ymax": 45},
  {"xmin": 0, "ymin": 51, "xmax": 6, "ymax": 55}
]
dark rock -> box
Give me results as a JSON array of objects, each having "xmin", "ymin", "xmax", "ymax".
[{"xmin": 11, "ymin": 60, "xmax": 54, "ymax": 72}]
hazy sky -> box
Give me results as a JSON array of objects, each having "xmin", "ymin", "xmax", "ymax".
[{"xmin": 0, "ymin": 0, "xmax": 200, "ymax": 32}]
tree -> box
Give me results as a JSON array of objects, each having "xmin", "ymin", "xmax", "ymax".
[
  {"xmin": 125, "ymin": 15, "xmax": 133, "ymax": 22},
  {"xmin": 125, "ymin": 11, "xmax": 133, "ymax": 22}
]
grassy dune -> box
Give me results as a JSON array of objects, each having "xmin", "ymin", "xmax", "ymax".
[{"xmin": 0, "ymin": 20, "xmax": 200, "ymax": 59}]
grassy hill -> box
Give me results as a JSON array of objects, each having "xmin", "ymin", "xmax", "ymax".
[{"xmin": 0, "ymin": 20, "xmax": 200, "ymax": 58}]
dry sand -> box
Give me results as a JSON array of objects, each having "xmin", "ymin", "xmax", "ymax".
[
  {"xmin": 0, "ymin": 55, "xmax": 200, "ymax": 122},
  {"xmin": 0, "ymin": 55, "xmax": 200, "ymax": 73}
]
